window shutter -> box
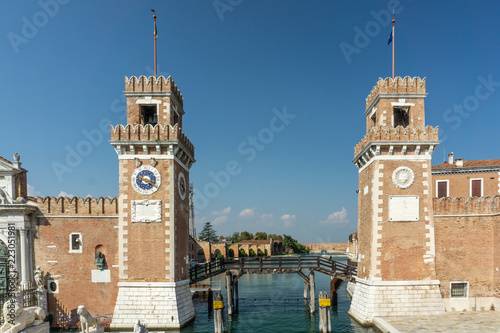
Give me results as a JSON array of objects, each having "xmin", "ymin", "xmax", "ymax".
[
  {"xmin": 437, "ymin": 182, "xmax": 447, "ymax": 198},
  {"xmin": 471, "ymin": 179, "xmax": 482, "ymax": 197}
]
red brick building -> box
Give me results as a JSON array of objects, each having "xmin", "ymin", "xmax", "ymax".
[
  {"xmin": 0, "ymin": 75, "xmax": 196, "ymax": 330},
  {"xmin": 349, "ymin": 77, "xmax": 499, "ymax": 324}
]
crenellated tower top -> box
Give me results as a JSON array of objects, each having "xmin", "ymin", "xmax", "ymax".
[
  {"xmin": 125, "ymin": 75, "xmax": 183, "ymax": 107},
  {"xmin": 123, "ymin": 75, "xmax": 185, "ymax": 128},
  {"xmin": 365, "ymin": 76, "xmax": 426, "ymax": 110}
]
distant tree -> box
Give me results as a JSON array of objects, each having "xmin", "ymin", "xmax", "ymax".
[
  {"xmin": 264, "ymin": 249, "xmax": 268, "ymax": 256},
  {"xmin": 282, "ymin": 234, "xmax": 309, "ymax": 254},
  {"xmin": 249, "ymin": 249, "xmax": 256, "ymax": 257},
  {"xmin": 257, "ymin": 249, "xmax": 265, "ymax": 256},
  {"xmin": 227, "ymin": 248, "xmax": 235, "ymax": 258},
  {"xmin": 198, "ymin": 222, "xmax": 218, "ymax": 243},
  {"xmin": 267, "ymin": 234, "xmax": 282, "ymax": 241},
  {"xmin": 239, "ymin": 248, "xmax": 248, "ymax": 257},
  {"xmin": 240, "ymin": 231, "xmax": 253, "ymax": 240},
  {"xmin": 255, "ymin": 232, "xmax": 267, "ymax": 240},
  {"xmin": 228, "ymin": 232, "xmax": 241, "ymax": 243}
]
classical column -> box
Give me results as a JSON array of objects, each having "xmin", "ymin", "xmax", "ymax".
[{"xmin": 19, "ymin": 229, "xmax": 29, "ymax": 287}]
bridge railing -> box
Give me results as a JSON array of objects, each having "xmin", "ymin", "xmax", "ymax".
[
  {"xmin": 189, "ymin": 256, "xmax": 357, "ymax": 283},
  {"xmin": 189, "ymin": 260, "xmax": 225, "ymax": 283}
]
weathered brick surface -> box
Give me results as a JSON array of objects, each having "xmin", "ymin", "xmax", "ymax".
[
  {"xmin": 35, "ymin": 214, "xmax": 119, "ymax": 327},
  {"xmin": 433, "ymin": 196, "xmax": 500, "ymax": 299},
  {"xmin": 433, "ymin": 171, "xmax": 499, "ymax": 197}
]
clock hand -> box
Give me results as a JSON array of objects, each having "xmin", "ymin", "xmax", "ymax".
[{"xmin": 138, "ymin": 175, "xmax": 157, "ymax": 186}]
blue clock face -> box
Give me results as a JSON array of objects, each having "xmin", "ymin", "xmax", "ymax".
[
  {"xmin": 131, "ymin": 165, "xmax": 161, "ymax": 195},
  {"xmin": 136, "ymin": 170, "xmax": 156, "ymax": 190}
]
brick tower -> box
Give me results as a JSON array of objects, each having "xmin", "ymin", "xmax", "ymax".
[
  {"xmin": 349, "ymin": 77, "xmax": 445, "ymax": 324},
  {"xmin": 109, "ymin": 76, "xmax": 195, "ymax": 329}
]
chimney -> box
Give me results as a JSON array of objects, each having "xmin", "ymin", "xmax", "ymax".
[
  {"xmin": 448, "ymin": 152, "xmax": 454, "ymax": 164},
  {"xmin": 456, "ymin": 158, "xmax": 464, "ymax": 167}
]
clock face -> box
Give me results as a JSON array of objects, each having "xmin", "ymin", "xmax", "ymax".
[
  {"xmin": 392, "ymin": 166, "xmax": 415, "ymax": 189},
  {"xmin": 131, "ymin": 165, "xmax": 161, "ymax": 195},
  {"xmin": 178, "ymin": 172, "xmax": 187, "ymax": 200}
]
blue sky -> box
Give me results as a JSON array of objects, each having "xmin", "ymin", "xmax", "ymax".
[{"xmin": 1, "ymin": 0, "xmax": 499, "ymax": 242}]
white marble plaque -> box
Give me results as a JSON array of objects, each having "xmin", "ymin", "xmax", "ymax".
[
  {"xmin": 131, "ymin": 199, "xmax": 162, "ymax": 222},
  {"xmin": 389, "ymin": 196, "xmax": 419, "ymax": 221},
  {"xmin": 92, "ymin": 269, "xmax": 111, "ymax": 283}
]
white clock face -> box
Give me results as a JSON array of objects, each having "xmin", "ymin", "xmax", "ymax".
[
  {"xmin": 392, "ymin": 166, "xmax": 415, "ymax": 189},
  {"xmin": 178, "ymin": 172, "xmax": 187, "ymax": 200},
  {"xmin": 131, "ymin": 165, "xmax": 161, "ymax": 195}
]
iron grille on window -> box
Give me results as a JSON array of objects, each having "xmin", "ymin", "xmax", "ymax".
[{"xmin": 451, "ymin": 282, "xmax": 468, "ymax": 298}]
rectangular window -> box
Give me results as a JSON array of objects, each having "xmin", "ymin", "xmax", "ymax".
[
  {"xmin": 437, "ymin": 180, "xmax": 449, "ymax": 198},
  {"xmin": 141, "ymin": 105, "xmax": 158, "ymax": 126},
  {"xmin": 393, "ymin": 107, "xmax": 409, "ymax": 128},
  {"xmin": 470, "ymin": 178, "xmax": 483, "ymax": 197},
  {"xmin": 69, "ymin": 233, "xmax": 82, "ymax": 253},
  {"xmin": 450, "ymin": 282, "xmax": 468, "ymax": 298}
]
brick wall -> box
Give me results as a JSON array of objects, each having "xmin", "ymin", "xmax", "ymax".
[
  {"xmin": 432, "ymin": 171, "xmax": 499, "ymax": 197},
  {"xmin": 433, "ymin": 196, "xmax": 500, "ymax": 299},
  {"xmin": 35, "ymin": 211, "xmax": 119, "ymax": 327},
  {"xmin": 301, "ymin": 243, "xmax": 348, "ymax": 252}
]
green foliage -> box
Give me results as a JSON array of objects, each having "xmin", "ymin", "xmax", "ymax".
[
  {"xmin": 249, "ymin": 248, "xmax": 256, "ymax": 257},
  {"xmin": 238, "ymin": 248, "xmax": 247, "ymax": 257},
  {"xmin": 228, "ymin": 232, "xmax": 241, "ymax": 243},
  {"xmin": 264, "ymin": 249, "xmax": 268, "ymax": 256},
  {"xmin": 255, "ymin": 231, "xmax": 267, "ymax": 240},
  {"xmin": 227, "ymin": 248, "xmax": 235, "ymax": 258},
  {"xmin": 216, "ymin": 253, "xmax": 224, "ymax": 260},
  {"xmin": 282, "ymin": 234, "xmax": 310, "ymax": 254},
  {"xmin": 267, "ymin": 234, "xmax": 282, "ymax": 241},
  {"xmin": 257, "ymin": 249, "xmax": 265, "ymax": 256},
  {"xmin": 240, "ymin": 231, "xmax": 253, "ymax": 240},
  {"xmin": 198, "ymin": 222, "xmax": 218, "ymax": 243}
]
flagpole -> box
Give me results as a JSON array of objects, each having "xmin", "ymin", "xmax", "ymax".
[
  {"xmin": 153, "ymin": 10, "xmax": 157, "ymax": 78},
  {"xmin": 392, "ymin": 14, "xmax": 395, "ymax": 79}
]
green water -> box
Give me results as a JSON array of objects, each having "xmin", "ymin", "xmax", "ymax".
[{"xmin": 181, "ymin": 257, "xmax": 378, "ymax": 333}]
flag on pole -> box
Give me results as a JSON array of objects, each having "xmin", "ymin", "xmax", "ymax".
[
  {"xmin": 154, "ymin": 23, "xmax": 158, "ymax": 40},
  {"xmin": 388, "ymin": 29, "xmax": 393, "ymax": 45}
]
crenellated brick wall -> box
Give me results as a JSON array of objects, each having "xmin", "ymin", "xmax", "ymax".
[
  {"xmin": 37, "ymin": 196, "xmax": 118, "ymax": 216},
  {"xmin": 365, "ymin": 76, "xmax": 426, "ymax": 110}
]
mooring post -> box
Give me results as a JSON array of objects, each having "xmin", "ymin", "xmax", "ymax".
[
  {"xmin": 234, "ymin": 279, "xmax": 239, "ymax": 312},
  {"xmin": 318, "ymin": 291, "xmax": 331, "ymax": 332},
  {"xmin": 330, "ymin": 278, "xmax": 339, "ymax": 306},
  {"xmin": 225, "ymin": 271, "xmax": 234, "ymax": 315},
  {"xmin": 309, "ymin": 269, "xmax": 316, "ymax": 314},
  {"xmin": 213, "ymin": 292, "xmax": 227, "ymax": 333},
  {"xmin": 208, "ymin": 287, "xmax": 213, "ymax": 313}
]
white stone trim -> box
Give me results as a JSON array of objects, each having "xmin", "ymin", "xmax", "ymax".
[
  {"xmin": 136, "ymin": 97, "xmax": 162, "ymax": 105},
  {"xmin": 37, "ymin": 215, "xmax": 118, "ymax": 219},
  {"xmin": 358, "ymin": 154, "xmax": 432, "ymax": 173},
  {"xmin": 117, "ymin": 280, "xmax": 190, "ymax": 287},
  {"xmin": 469, "ymin": 177, "xmax": 483, "ymax": 197},
  {"xmin": 434, "ymin": 213, "xmax": 500, "ymax": 217},
  {"xmin": 118, "ymin": 194, "xmax": 128, "ymax": 279}
]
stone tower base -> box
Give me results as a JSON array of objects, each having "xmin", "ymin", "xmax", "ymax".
[
  {"xmin": 348, "ymin": 277, "xmax": 445, "ymax": 325},
  {"xmin": 110, "ymin": 281, "xmax": 195, "ymax": 330}
]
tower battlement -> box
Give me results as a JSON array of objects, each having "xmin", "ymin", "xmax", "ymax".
[
  {"xmin": 433, "ymin": 196, "xmax": 500, "ymax": 215},
  {"xmin": 110, "ymin": 124, "xmax": 194, "ymax": 157},
  {"xmin": 37, "ymin": 196, "xmax": 118, "ymax": 216},
  {"xmin": 366, "ymin": 76, "xmax": 426, "ymax": 109},
  {"xmin": 354, "ymin": 124, "xmax": 439, "ymax": 157},
  {"xmin": 125, "ymin": 75, "xmax": 183, "ymax": 107}
]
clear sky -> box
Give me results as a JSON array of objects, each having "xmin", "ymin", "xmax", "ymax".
[{"xmin": 1, "ymin": 1, "xmax": 499, "ymax": 242}]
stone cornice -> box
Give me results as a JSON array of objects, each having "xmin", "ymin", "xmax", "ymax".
[
  {"xmin": 365, "ymin": 93, "xmax": 428, "ymax": 116},
  {"xmin": 432, "ymin": 165, "xmax": 500, "ymax": 175}
]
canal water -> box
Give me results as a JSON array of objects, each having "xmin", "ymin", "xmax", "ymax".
[{"xmin": 181, "ymin": 256, "xmax": 378, "ymax": 333}]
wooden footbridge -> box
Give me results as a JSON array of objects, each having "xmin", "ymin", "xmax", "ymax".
[
  {"xmin": 189, "ymin": 256, "xmax": 357, "ymax": 315},
  {"xmin": 189, "ymin": 256, "xmax": 357, "ymax": 284}
]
